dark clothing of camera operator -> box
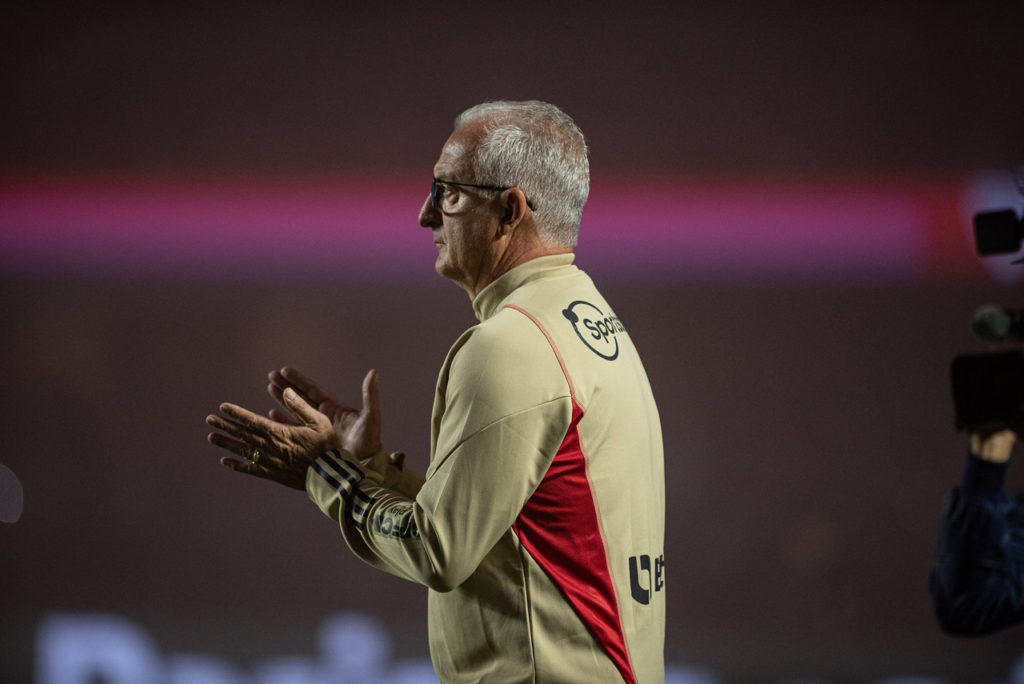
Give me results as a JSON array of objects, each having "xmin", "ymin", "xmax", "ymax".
[{"xmin": 930, "ymin": 430, "xmax": 1024, "ymax": 635}]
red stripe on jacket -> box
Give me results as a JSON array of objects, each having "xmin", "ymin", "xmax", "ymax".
[{"xmin": 505, "ymin": 304, "xmax": 636, "ymax": 684}]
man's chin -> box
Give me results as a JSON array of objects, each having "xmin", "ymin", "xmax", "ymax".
[
  {"xmin": 435, "ymin": 258, "xmax": 467, "ymax": 289},
  {"xmin": 434, "ymin": 254, "xmax": 452, "ymax": 279}
]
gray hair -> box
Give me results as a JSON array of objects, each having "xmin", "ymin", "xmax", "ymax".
[{"xmin": 454, "ymin": 100, "xmax": 589, "ymax": 247}]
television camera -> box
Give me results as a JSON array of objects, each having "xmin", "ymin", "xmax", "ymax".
[{"xmin": 951, "ymin": 165, "xmax": 1024, "ymax": 431}]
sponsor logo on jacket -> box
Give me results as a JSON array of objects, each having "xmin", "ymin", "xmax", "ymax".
[
  {"xmin": 371, "ymin": 507, "xmax": 419, "ymax": 539},
  {"xmin": 629, "ymin": 553, "xmax": 665, "ymax": 605},
  {"xmin": 562, "ymin": 300, "xmax": 625, "ymax": 360}
]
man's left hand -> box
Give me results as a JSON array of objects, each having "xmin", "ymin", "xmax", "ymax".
[{"xmin": 206, "ymin": 388, "xmax": 341, "ymax": 490}]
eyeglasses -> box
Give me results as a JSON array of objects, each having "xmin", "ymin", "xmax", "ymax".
[{"xmin": 431, "ymin": 178, "xmax": 535, "ymax": 211}]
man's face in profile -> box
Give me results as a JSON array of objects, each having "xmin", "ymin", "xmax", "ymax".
[{"xmin": 419, "ymin": 121, "xmax": 502, "ymax": 294}]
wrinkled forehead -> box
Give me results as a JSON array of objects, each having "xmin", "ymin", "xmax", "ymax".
[{"xmin": 433, "ymin": 120, "xmax": 485, "ymax": 179}]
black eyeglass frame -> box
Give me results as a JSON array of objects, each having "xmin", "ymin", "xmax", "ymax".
[{"xmin": 431, "ymin": 178, "xmax": 536, "ymax": 211}]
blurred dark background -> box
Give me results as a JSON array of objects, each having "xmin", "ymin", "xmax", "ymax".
[{"xmin": 3, "ymin": 2, "xmax": 1024, "ymax": 682}]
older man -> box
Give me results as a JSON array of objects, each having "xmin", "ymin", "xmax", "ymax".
[{"xmin": 207, "ymin": 101, "xmax": 665, "ymax": 683}]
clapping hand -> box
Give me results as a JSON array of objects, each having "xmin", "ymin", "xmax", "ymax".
[
  {"xmin": 267, "ymin": 367, "xmax": 382, "ymax": 461},
  {"xmin": 206, "ymin": 368, "xmax": 382, "ymax": 490},
  {"xmin": 207, "ymin": 385, "xmax": 339, "ymax": 490}
]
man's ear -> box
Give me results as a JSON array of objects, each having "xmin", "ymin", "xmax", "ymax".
[{"xmin": 498, "ymin": 188, "xmax": 530, "ymax": 235}]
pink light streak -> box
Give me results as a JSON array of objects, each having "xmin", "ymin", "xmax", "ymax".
[{"xmin": 0, "ymin": 174, "xmax": 974, "ymax": 281}]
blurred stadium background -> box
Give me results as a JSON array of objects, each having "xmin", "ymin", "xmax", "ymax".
[{"xmin": 3, "ymin": 3, "xmax": 1024, "ymax": 682}]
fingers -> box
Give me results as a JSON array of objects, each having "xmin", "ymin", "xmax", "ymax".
[
  {"xmin": 206, "ymin": 405, "xmax": 290, "ymax": 469},
  {"xmin": 207, "ymin": 429, "xmax": 250, "ymax": 458},
  {"xmin": 268, "ymin": 408, "xmax": 297, "ymax": 425},
  {"xmin": 269, "ymin": 367, "xmax": 349, "ymax": 421},
  {"xmin": 220, "ymin": 455, "xmax": 272, "ymax": 479},
  {"xmin": 280, "ymin": 387, "xmax": 327, "ymax": 428},
  {"xmin": 206, "ymin": 418, "xmax": 271, "ymax": 461},
  {"xmin": 277, "ymin": 367, "xmax": 336, "ymax": 406},
  {"xmin": 208, "ymin": 382, "xmax": 336, "ymax": 492},
  {"xmin": 361, "ymin": 369, "xmax": 380, "ymax": 419},
  {"xmin": 268, "ymin": 371, "xmax": 313, "ymax": 408},
  {"xmin": 207, "ymin": 423, "xmax": 293, "ymax": 476},
  {"xmin": 211, "ymin": 402, "xmax": 271, "ymax": 439},
  {"xmin": 206, "ymin": 413, "xmax": 259, "ymax": 448},
  {"xmin": 208, "ymin": 394, "xmax": 328, "ymax": 453},
  {"xmin": 267, "ymin": 382, "xmax": 313, "ymax": 424}
]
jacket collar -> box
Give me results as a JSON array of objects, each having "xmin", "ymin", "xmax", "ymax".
[{"xmin": 472, "ymin": 253, "xmax": 576, "ymax": 322}]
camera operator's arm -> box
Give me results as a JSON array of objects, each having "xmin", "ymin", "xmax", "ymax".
[{"xmin": 929, "ymin": 429, "xmax": 1024, "ymax": 635}]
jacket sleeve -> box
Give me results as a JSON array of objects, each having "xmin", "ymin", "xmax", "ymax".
[
  {"xmin": 357, "ymin": 450, "xmax": 426, "ymax": 499},
  {"xmin": 929, "ymin": 453, "xmax": 1024, "ymax": 635},
  {"xmin": 305, "ymin": 315, "xmax": 572, "ymax": 591}
]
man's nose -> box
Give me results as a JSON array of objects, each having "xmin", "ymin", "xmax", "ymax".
[{"xmin": 418, "ymin": 195, "xmax": 441, "ymax": 229}]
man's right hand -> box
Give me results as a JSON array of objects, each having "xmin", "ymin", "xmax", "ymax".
[{"xmin": 268, "ymin": 367, "xmax": 383, "ymax": 461}]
